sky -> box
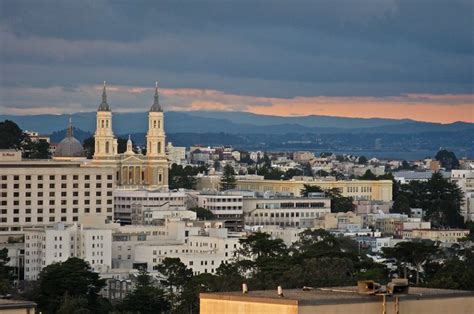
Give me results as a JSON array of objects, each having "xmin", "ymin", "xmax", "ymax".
[{"xmin": 0, "ymin": 0, "xmax": 473, "ymax": 123}]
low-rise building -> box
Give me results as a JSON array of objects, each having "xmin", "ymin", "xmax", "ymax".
[
  {"xmin": 195, "ymin": 192, "xmax": 244, "ymax": 230},
  {"xmin": 196, "ymin": 176, "xmax": 393, "ymax": 202},
  {"xmin": 114, "ymin": 189, "xmax": 188, "ymax": 225},
  {"xmin": 243, "ymin": 194, "xmax": 331, "ymax": 228},
  {"xmin": 313, "ymin": 211, "xmax": 362, "ymax": 230},
  {"xmin": 403, "ymin": 229, "xmax": 470, "ymax": 244}
]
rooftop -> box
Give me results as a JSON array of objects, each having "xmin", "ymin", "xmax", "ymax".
[{"xmin": 201, "ymin": 287, "xmax": 474, "ymax": 306}]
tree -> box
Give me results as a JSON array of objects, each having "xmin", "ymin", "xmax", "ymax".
[
  {"xmin": 435, "ymin": 149, "xmax": 460, "ymax": 170},
  {"xmin": 82, "ymin": 137, "xmax": 95, "ymax": 159},
  {"xmin": 358, "ymin": 156, "xmax": 368, "ymax": 165},
  {"xmin": 35, "ymin": 257, "xmax": 108, "ymax": 314},
  {"xmin": 300, "ymin": 184, "xmax": 323, "ymax": 197},
  {"xmin": 190, "ymin": 207, "xmax": 215, "ymax": 220},
  {"xmin": 117, "ymin": 269, "xmax": 170, "ymax": 314},
  {"xmin": 392, "ymin": 194, "xmax": 411, "ymax": 215},
  {"xmin": 0, "ymin": 120, "xmax": 28, "ymax": 150},
  {"xmin": 238, "ymin": 232, "xmax": 288, "ymax": 260},
  {"xmin": 0, "ymin": 248, "xmax": 13, "ymax": 295},
  {"xmin": 220, "ymin": 164, "xmax": 237, "ymax": 191},
  {"xmin": 117, "ymin": 137, "xmax": 128, "ymax": 154},
  {"xmin": 284, "ymin": 168, "xmax": 303, "ymax": 179},
  {"xmin": 359, "ymin": 170, "xmax": 376, "ymax": 180},
  {"xmin": 29, "ymin": 139, "xmax": 50, "ymax": 159},
  {"xmin": 383, "ymin": 241, "xmax": 438, "ymax": 285},
  {"xmin": 169, "ymin": 164, "xmax": 198, "ymax": 190},
  {"xmin": 156, "ymin": 258, "xmax": 193, "ymax": 311}
]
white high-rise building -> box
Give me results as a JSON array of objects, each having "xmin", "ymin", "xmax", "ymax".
[{"xmin": 24, "ymin": 223, "xmax": 112, "ymax": 280}]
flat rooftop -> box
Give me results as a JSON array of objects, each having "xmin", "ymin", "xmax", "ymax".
[
  {"xmin": 0, "ymin": 299, "xmax": 37, "ymax": 309},
  {"xmin": 201, "ymin": 287, "xmax": 474, "ymax": 306}
]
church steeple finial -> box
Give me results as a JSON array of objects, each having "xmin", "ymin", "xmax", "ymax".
[
  {"xmin": 67, "ymin": 116, "xmax": 73, "ymax": 137},
  {"xmin": 98, "ymin": 81, "xmax": 110, "ymax": 111},
  {"xmin": 150, "ymin": 81, "xmax": 162, "ymax": 112}
]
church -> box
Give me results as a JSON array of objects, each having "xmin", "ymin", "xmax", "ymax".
[{"xmin": 91, "ymin": 82, "xmax": 169, "ymax": 188}]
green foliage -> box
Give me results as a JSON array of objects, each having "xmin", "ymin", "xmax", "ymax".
[
  {"xmin": 392, "ymin": 194, "xmax": 411, "ymax": 215},
  {"xmin": 117, "ymin": 269, "xmax": 170, "ymax": 314},
  {"xmin": 220, "ymin": 164, "xmax": 237, "ymax": 191},
  {"xmin": 82, "ymin": 136, "xmax": 95, "ymax": 159},
  {"xmin": 0, "ymin": 248, "xmax": 13, "ymax": 295},
  {"xmin": 28, "ymin": 139, "xmax": 51, "ymax": 159},
  {"xmin": 359, "ymin": 170, "xmax": 377, "ymax": 180},
  {"xmin": 190, "ymin": 207, "xmax": 215, "ymax": 220},
  {"xmin": 395, "ymin": 172, "xmax": 464, "ymax": 227},
  {"xmin": 383, "ymin": 241, "xmax": 438, "ymax": 285},
  {"xmin": 358, "ymin": 156, "xmax": 368, "ymax": 165},
  {"xmin": 0, "ymin": 120, "xmax": 28, "ymax": 150},
  {"xmin": 156, "ymin": 258, "xmax": 193, "ymax": 311},
  {"xmin": 435, "ymin": 149, "xmax": 460, "ymax": 170},
  {"xmin": 35, "ymin": 257, "xmax": 108, "ymax": 314},
  {"xmin": 169, "ymin": 163, "xmax": 206, "ymax": 190},
  {"xmin": 300, "ymin": 185, "xmax": 353, "ymax": 213}
]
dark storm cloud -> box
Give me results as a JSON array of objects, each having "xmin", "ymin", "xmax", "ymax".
[{"xmin": 0, "ymin": 0, "xmax": 473, "ymax": 112}]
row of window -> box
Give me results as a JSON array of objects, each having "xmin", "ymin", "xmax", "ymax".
[
  {"xmin": 2, "ymin": 182, "xmax": 113, "ymax": 190},
  {"xmin": 2, "ymin": 207, "xmax": 112, "ymax": 214},
  {"xmin": 2, "ymin": 198, "xmax": 112, "ymax": 206},
  {"xmin": 1, "ymin": 174, "xmax": 112, "ymax": 181}
]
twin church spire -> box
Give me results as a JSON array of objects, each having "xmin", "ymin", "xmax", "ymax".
[
  {"xmin": 97, "ymin": 81, "xmax": 162, "ymax": 112},
  {"xmin": 94, "ymin": 82, "xmax": 166, "ymax": 160}
]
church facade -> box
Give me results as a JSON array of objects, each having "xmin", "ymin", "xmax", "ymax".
[{"xmin": 92, "ymin": 82, "xmax": 169, "ymax": 189}]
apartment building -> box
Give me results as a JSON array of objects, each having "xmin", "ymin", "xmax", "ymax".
[
  {"xmin": 0, "ymin": 153, "xmax": 115, "ymax": 231},
  {"xmin": 195, "ymin": 192, "xmax": 244, "ymax": 230},
  {"xmin": 134, "ymin": 227, "xmax": 242, "ymax": 275},
  {"xmin": 114, "ymin": 189, "xmax": 188, "ymax": 225},
  {"xmin": 24, "ymin": 223, "xmax": 112, "ymax": 280},
  {"xmin": 243, "ymin": 194, "xmax": 331, "ymax": 228}
]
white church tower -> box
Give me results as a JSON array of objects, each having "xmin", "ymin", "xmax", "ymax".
[
  {"xmin": 145, "ymin": 82, "xmax": 169, "ymax": 187},
  {"xmin": 94, "ymin": 82, "xmax": 117, "ymax": 159},
  {"xmin": 146, "ymin": 82, "xmax": 166, "ymax": 158}
]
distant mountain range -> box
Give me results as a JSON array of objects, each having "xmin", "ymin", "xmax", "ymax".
[{"xmin": 2, "ymin": 111, "xmax": 473, "ymax": 135}]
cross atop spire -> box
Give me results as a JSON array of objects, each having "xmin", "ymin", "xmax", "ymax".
[
  {"xmin": 67, "ymin": 116, "xmax": 73, "ymax": 137},
  {"xmin": 98, "ymin": 81, "xmax": 111, "ymax": 111},
  {"xmin": 150, "ymin": 81, "xmax": 162, "ymax": 112}
]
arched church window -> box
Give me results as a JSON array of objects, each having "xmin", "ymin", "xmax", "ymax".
[
  {"xmin": 153, "ymin": 120, "xmax": 157, "ymax": 128},
  {"xmin": 158, "ymin": 120, "xmax": 161, "ymax": 129},
  {"xmin": 106, "ymin": 120, "xmax": 109, "ymax": 128},
  {"xmin": 106, "ymin": 142, "xmax": 110, "ymax": 154},
  {"xmin": 158, "ymin": 142, "xmax": 161, "ymax": 154},
  {"xmin": 159, "ymin": 173, "xmax": 162, "ymax": 182},
  {"xmin": 101, "ymin": 120, "xmax": 104, "ymax": 128}
]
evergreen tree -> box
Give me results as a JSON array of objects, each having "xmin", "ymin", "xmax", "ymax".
[
  {"xmin": 435, "ymin": 149, "xmax": 460, "ymax": 170},
  {"xmin": 220, "ymin": 164, "xmax": 236, "ymax": 191}
]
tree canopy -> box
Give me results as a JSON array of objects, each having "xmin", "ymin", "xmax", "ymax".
[
  {"xmin": 220, "ymin": 164, "xmax": 237, "ymax": 191},
  {"xmin": 435, "ymin": 149, "xmax": 460, "ymax": 170}
]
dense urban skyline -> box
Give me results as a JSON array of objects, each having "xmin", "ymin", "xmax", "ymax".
[{"xmin": 1, "ymin": 0, "xmax": 473, "ymax": 123}]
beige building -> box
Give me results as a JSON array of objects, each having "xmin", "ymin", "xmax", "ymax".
[
  {"xmin": 0, "ymin": 154, "xmax": 115, "ymax": 232},
  {"xmin": 404, "ymin": 229, "xmax": 470, "ymax": 243},
  {"xmin": 196, "ymin": 176, "xmax": 392, "ymax": 202},
  {"xmin": 314, "ymin": 211, "xmax": 362, "ymax": 230},
  {"xmin": 243, "ymin": 195, "xmax": 331, "ymax": 228},
  {"xmin": 200, "ymin": 287, "xmax": 474, "ymax": 314},
  {"xmin": 91, "ymin": 82, "xmax": 169, "ymax": 189},
  {"xmin": 0, "ymin": 299, "xmax": 36, "ymax": 314}
]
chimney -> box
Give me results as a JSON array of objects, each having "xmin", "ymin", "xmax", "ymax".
[
  {"xmin": 242, "ymin": 283, "xmax": 248, "ymax": 294},
  {"xmin": 277, "ymin": 286, "xmax": 284, "ymax": 297}
]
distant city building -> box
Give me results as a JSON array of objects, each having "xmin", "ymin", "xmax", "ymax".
[
  {"xmin": 451, "ymin": 170, "xmax": 474, "ymax": 221},
  {"xmin": 230, "ymin": 177, "xmax": 393, "ymax": 202},
  {"xmin": 167, "ymin": 142, "xmax": 186, "ymax": 165},
  {"xmin": 24, "ymin": 223, "xmax": 112, "ymax": 280},
  {"xmin": 242, "ymin": 194, "xmax": 331, "ymax": 228},
  {"xmin": 0, "ymin": 152, "xmax": 115, "ymax": 231},
  {"xmin": 195, "ymin": 192, "xmax": 244, "ymax": 230},
  {"xmin": 114, "ymin": 189, "xmax": 189, "ymax": 225}
]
